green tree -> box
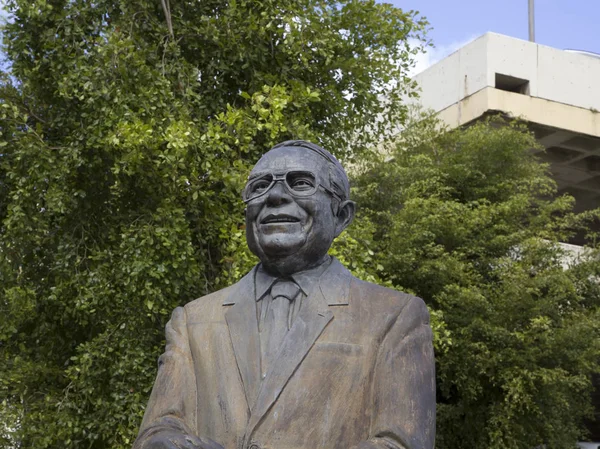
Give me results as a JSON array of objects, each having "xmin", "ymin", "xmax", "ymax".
[
  {"xmin": 348, "ymin": 115, "xmax": 600, "ymax": 449},
  {"xmin": 0, "ymin": 0, "xmax": 428, "ymax": 447}
]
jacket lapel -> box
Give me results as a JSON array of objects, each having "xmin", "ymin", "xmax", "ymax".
[
  {"xmin": 244, "ymin": 258, "xmax": 351, "ymax": 443},
  {"xmin": 244, "ymin": 288, "xmax": 333, "ymax": 444},
  {"xmin": 224, "ymin": 269, "xmax": 261, "ymax": 414}
]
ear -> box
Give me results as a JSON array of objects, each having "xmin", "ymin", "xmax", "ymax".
[{"xmin": 334, "ymin": 200, "xmax": 356, "ymax": 238}]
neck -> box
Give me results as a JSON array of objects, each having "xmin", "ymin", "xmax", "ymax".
[{"xmin": 261, "ymin": 254, "xmax": 330, "ymax": 277}]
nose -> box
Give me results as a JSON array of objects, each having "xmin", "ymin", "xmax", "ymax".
[{"xmin": 265, "ymin": 180, "xmax": 292, "ymax": 206}]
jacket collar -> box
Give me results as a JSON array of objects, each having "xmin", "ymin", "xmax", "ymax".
[
  {"xmin": 222, "ymin": 256, "xmax": 351, "ymax": 306},
  {"xmin": 254, "ymin": 256, "xmax": 333, "ymax": 300}
]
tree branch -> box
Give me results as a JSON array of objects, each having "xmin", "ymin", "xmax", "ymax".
[{"xmin": 160, "ymin": 0, "xmax": 174, "ymax": 39}]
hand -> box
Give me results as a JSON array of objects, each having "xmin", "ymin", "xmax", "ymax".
[{"xmin": 144, "ymin": 431, "xmax": 224, "ymax": 449}]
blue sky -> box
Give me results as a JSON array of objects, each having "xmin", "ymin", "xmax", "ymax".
[{"xmin": 384, "ymin": 0, "xmax": 600, "ymax": 72}]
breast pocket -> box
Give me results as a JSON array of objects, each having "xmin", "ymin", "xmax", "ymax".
[
  {"xmin": 303, "ymin": 341, "xmax": 367, "ymax": 378},
  {"xmin": 312, "ymin": 341, "xmax": 365, "ymax": 356}
]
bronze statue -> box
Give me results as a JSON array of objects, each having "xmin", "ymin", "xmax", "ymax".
[{"xmin": 133, "ymin": 141, "xmax": 436, "ymax": 449}]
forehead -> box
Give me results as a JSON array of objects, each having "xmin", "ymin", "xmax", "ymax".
[{"xmin": 251, "ymin": 146, "xmax": 329, "ymax": 175}]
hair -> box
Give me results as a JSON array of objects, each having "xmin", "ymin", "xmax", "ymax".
[{"xmin": 269, "ymin": 140, "xmax": 350, "ymax": 202}]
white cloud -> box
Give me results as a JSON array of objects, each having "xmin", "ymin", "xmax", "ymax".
[{"xmin": 409, "ymin": 35, "xmax": 479, "ymax": 76}]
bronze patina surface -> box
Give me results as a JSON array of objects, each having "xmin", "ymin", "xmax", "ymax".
[{"xmin": 134, "ymin": 141, "xmax": 436, "ymax": 449}]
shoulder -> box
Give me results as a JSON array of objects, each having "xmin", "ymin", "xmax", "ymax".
[
  {"xmin": 182, "ymin": 268, "xmax": 255, "ymax": 320},
  {"xmin": 185, "ymin": 283, "xmax": 236, "ymax": 309},
  {"xmin": 349, "ymin": 276, "xmax": 429, "ymax": 323}
]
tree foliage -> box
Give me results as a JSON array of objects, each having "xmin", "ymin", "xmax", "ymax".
[
  {"xmin": 348, "ymin": 115, "xmax": 600, "ymax": 449},
  {"xmin": 0, "ymin": 0, "xmax": 428, "ymax": 447},
  {"xmin": 2, "ymin": 0, "xmax": 599, "ymax": 448}
]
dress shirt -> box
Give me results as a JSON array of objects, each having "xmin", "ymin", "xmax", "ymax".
[{"xmin": 254, "ymin": 256, "xmax": 333, "ymax": 329}]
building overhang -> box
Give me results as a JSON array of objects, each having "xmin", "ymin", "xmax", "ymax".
[{"xmin": 436, "ymin": 86, "xmax": 600, "ymax": 138}]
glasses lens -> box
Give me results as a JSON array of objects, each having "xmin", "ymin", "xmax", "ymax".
[
  {"xmin": 245, "ymin": 174, "xmax": 273, "ymax": 201},
  {"xmin": 285, "ymin": 171, "xmax": 317, "ymax": 196}
]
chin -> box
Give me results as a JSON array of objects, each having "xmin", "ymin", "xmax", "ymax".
[{"xmin": 257, "ymin": 232, "xmax": 308, "ymax": 257}]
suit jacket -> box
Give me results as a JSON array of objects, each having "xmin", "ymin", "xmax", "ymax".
[{"xmin": 134, "ymin": 258, "xmax": 435, "ymax": 449}]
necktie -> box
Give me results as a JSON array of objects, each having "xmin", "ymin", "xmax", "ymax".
[{"xmin": 262, "ymin": 279, "xmax": 300, "ymax": 378}]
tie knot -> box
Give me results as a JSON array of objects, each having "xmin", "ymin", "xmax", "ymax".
[{"xmin": 270, "ymin": 279, "xmax": 300, "ymax": 301}]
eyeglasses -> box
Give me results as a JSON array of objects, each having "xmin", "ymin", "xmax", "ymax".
[{"xmin": 243, "ymin": 170, "xmax": 341, "ymax": 204}]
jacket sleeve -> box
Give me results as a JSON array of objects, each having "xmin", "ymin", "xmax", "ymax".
[
  {"xmin": 133, "ymin": 306, "xmax": 198, "ymax": 448},
  {"xmin": 356, "ymin": 296, "xmax": 436, "ymax": 449}
]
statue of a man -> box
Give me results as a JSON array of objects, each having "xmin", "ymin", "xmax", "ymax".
[{"xmin": 134, "ymin": 141, "xmax": 436, "ymax": 449}]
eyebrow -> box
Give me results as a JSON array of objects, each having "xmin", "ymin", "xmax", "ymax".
[{"xmin": 247, "ymin": 171, "xmax": 271, "ymax": 181}]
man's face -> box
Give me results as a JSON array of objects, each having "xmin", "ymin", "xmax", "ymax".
[{"xmin": 244, "ymin": 146, "xmax": 340, "ymax": 274}]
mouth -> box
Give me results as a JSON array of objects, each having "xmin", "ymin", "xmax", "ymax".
[{"xmin": 261, "ymin": 214, "xmax": 301, "ymax": 224}]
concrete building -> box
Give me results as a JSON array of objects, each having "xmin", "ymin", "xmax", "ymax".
[
  {"xmin": 413, "ymin": 32, "xmax": 600, "ymax": 447},
  {"xmin": 413, "ymin": 33, "xmax": 600, "ymax": 222}
]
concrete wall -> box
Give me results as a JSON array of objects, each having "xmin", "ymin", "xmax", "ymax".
[{"xmin": 414, "ymin": 32, "xmax": 600, "ymax": 114}]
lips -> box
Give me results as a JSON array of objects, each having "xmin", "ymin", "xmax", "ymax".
[{"xmin": 261, "ymin": 214, "xmax": 301, "ymax": 224}]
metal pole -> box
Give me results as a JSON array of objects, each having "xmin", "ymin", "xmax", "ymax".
[{"xmin": 528, "ymin": 0, "xmax": 535, "ymax": 42}]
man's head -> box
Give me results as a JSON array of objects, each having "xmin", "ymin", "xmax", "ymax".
[{"xmin": 244, "ymin": 140, "xmax": 355, "ymax": 275}]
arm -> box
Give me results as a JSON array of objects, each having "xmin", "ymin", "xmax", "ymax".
[
  {"xmin": 133, "ymin": 307, "xmax": 222, "ymax": 449},
  {"xmin": 357, "ymin": 296, "xmax": 436, "ymax": 449}
]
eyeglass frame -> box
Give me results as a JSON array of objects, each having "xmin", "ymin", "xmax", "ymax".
[{"xmin": 242, "ymin": 170, "xmax": 343, "ymax": 204}]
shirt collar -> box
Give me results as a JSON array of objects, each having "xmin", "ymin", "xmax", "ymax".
[{"xmin": 254, "ymin": 256, "xmax": 333, "ymax": 301}]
